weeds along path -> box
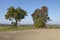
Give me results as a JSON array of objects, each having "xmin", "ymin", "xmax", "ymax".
[{"xmin": 0, "ymin": 29, "xmax": 60, "ymax": 40}]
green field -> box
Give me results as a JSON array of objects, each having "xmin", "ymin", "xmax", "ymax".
[
  {"xmin": 0, "ymin": 25, "xmax": 60, "ymax": 31},
  {"xmin": 0, "ymin": 25, "xmax": 34, "ymax": 31}
]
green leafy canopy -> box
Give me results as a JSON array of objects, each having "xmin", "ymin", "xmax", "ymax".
[{"xmin": 5, "ymin": 6, "xmax": 27, "ymax": 26}]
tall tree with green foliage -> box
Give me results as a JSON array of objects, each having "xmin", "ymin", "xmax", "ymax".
[
  {"xmin": 31, "ymin": 6, "xmax": 50, "ymax": 28},
  {"xmin": 5, "ymin": 6, "xmax": 27, "ymax": 26}
]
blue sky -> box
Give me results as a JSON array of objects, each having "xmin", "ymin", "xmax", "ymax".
[{"xmin": 0, "ymin": 0, "xmax": 60, "ymax": 25}]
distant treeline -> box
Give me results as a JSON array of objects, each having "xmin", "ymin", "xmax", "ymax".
[
  {"xmin": 0, "ymin": 24, "xmax": 10, "ymax": 26},
  {"xmin": 0, "ymin": 24, "xmax": 33, "ymax": 26}
]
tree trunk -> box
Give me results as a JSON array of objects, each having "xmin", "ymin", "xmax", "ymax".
[{"xmin": 16, "ymin": 20, "xmax": 18, "ymax": 27}]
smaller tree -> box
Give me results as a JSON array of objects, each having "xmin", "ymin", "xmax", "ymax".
[{"xmin": 5, "ymin": 6, "xmax": 27, "ymax": 27}]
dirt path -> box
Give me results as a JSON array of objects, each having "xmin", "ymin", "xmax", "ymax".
[{"xmin": 0, "ymin": 29, "xmax": 60, "ymax": 40}]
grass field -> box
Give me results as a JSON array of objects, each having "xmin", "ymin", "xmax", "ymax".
[
  {"xmin": 0, "ymin": 25, "xmax": 34, "ymax": 31},
  {"xmin": 0, "ymin": 25, "xmax": 60, "ymax": 31},
  {"xmin": 0, "ymin": 25, "xmax": 60, "ymax": 40}
]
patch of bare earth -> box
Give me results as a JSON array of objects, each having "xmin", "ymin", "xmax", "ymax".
[{"xmin": 0, "ymin": 29, "xmax": 60, "ymax": 40}]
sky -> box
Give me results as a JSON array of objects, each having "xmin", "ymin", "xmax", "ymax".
[{"xmin": 0, "ymin": 0, "xmax": 60, "ymax": 25}]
